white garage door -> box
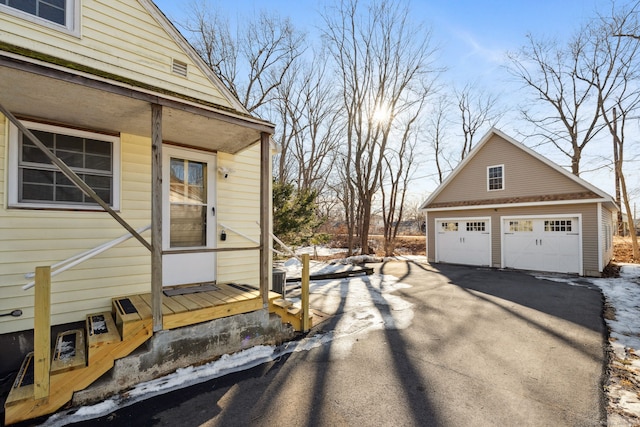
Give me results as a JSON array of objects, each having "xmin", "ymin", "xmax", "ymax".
[
  {"xmin": 503, "ymin": 217, "xmax": 580, "ymax": 274},
  {"xmin": 436, "ymin": 219, "xmax": 491, "ymax": 266}
]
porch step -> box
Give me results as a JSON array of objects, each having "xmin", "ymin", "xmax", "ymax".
[
  {"xmin": 86, "ymin": 311, "xmax": 120, "ymax": 365},
  {"xmin": 51, "ymin": 329, "xmax": 86, "ymax": 374},
  {"xmin": 269, "ymin": 297, "xmax": 313, "ymax": 331},
  {"xmin": 113, "ymin": 296, "xmax": 146, "ymax": 340},
  {"xmin": 4, "ymin": 352, "xmax": 34, "ymax": 406}
]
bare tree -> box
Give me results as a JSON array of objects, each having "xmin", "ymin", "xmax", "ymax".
[
  {"xmin": 456, "ymin": 84, "xmax": 501, "ymax": 160},
  {"xmin": 184, "ymin": 1, "xmax": 306, "ymax": 113},
  {"xmin": 507, "ymin": 31, "xmax": 605, "ymax": 176},
  {"xmin": 427, "ymin": 95, "xmax": 451, "ymax": 184},
  {"xmin": 592, "ymin": 1, "xmax": 640, "ymax": 260},
  {"xmin": 322, "ymin": 0, "xmax": 438, "ymax": 254}
]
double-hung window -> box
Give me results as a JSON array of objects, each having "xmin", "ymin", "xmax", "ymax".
[
  {"xmin": 0, "ymin": 0, "xmax": 79, "ymax": 35},
  {"xmin": 487, "ymin": 165, "xmax": 504, "ymax": 191},
  {"xmin": 8, "ymin": 121, "xmax": 120, "ymax": 210}
]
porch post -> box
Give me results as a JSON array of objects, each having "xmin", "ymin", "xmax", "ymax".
[
  {"xmin": 151, "ymin": 104, "xmax": 163, "ymax": 332},
  {"xmin": 260, "ymin": 132, "xmax": 270, "ymax": 306}
]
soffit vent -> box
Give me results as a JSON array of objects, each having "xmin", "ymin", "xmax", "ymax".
[{"xmin": 172, "ymin": 59, "xmax": 188, "ymax": 77}]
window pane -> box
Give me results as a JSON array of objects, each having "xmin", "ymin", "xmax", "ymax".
[
  {"xmin": 85, "ymin": 154, "xmax": 111, "ymax": 171},
  {"xmin": 170, "ymin": 205, "xmax": 206, "ymax": 247},
  {"xmin": 39, "ymin": 1, "xmax": 65, "ymax": 24},
  {"xmin": 30, "ymin": 129, "xmax": 54, "ymax": 148},
  {"xmin": 56, "ymin": 133, "xmax": 83, "ymax": 152},
  {"xmin": 18, "ymin": 126, "xmax": 114, "ymax": 207},
  {"xmin": 86, "ymin": 139, "xmax": 112, "ymax": 156},
  {"xmin": 56, "ymin": 185, "xmax": 84, "ymax": 202},
  {"xmin": 22, "ymin": 183, "xmax": 54, "ymax": 201},
  {"xmin": 57, "ymin": 150, "xmax": 83, "ymax": 168},
  {"xmin": 8, "ymin": 0, "xmax": 36, "ymax": 15},
  {"xmin": 22, "ymin": 168, "xmax": 54, "ymax": 185},
  {"xmin": 22, "ymin": 145, "xmax": 52, "ymax": 164}
]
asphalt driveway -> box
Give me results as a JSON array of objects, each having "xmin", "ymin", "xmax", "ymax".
[
  {"xmin": 62, "ymin": 260, "xmax": 607, "ymax": 427},
  {"xmin": 373, "ymin": 260, "xmax": 607, "ymax": 426}
]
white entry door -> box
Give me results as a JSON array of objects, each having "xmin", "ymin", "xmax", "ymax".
[
  {"xmin": 435, "ymin": 219, "xmax": 491, "ymax": 266},
  {"xmin": 162, "ymin": 146, "xmax": 217, "ymax": 287},
  {"xmin": 502, "ymin": 217, "xmax": 580, "ymax": 274}
]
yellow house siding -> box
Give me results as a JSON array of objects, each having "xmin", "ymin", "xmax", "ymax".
[
  {"xmin": 426, "ymin": 203, "xmax": 600, "ymax": 274},
  {"xmin": 433, "ymin": 134, "xmax": 586, "ymax": 205},
  {"xmin": 216, "ymin": 145, "xmax": 262, "ymax": 286},
  {"xmin": 0, "ymin": 0, "xmax": 232, "ymax": 108},
  {"xmin": 0, "ymin": 120, "xmax": 152, "ymax": 334}
]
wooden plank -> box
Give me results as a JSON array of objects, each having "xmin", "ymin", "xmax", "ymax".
[
  {"xmin": 140, "ymin": 293, "xmax": 172, "ymax": 316},
  {"xmin": 171, "ymin": 295, "xmax": 204, "ymax": 311},
  {"xmin": 301, "ymin": 254, "xmax": 310, "ymax": 332},
  {"xmin": 128, "ymin": 295, "xmax": 152, "ymax": 320},
  {"xmin": 4, "ymin": 323, "xmax": 152, "ymax": 425},
  {"xmin": 51, "ymin": 329, "xmax": 86, "ymax": 374},
  {"xmin": 163, "ymin": 298, "xmax": 262, "ymax": 330},
  {"xmin": 182, "ymin": 293, "xmax": 214, "ymax": 309},
  {"xmin": 33, "ymin": 266, "xmax": 51, "ymax": 400},
  {"xmin": 160, "ymin": 295, "xmax": 189, "ymax": 314},
  {"xmin": 197, "ymin": 291, "xmax": 225, "ymax": 306},
  {"xmin": 218, "ymin": 284, "xmax": 258, "ymax": 301},
  {"xmin": 213, "ymin": 285, "xmax": 245, "ymax": 301},
  {"xmin": 151, "ymin": 103, "xmax": 163, "ymax": 332}
]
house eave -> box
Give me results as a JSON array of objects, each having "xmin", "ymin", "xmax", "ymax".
[{"xmin": 0, "ymin": 48, "xmax": 274, "ymax": 154}]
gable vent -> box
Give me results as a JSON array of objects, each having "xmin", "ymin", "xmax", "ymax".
[{"xmin": 172, "ymin": 59, "xmax": 188, "ymax": 77}]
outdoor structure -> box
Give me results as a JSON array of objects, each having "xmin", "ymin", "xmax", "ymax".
[
  {"xmin": 0, "ymin": 1, "xmax": 309, "ymax": 424},
  {"xmin": 421, "ymin": 128, "xmax": 618, "ymax": 277}
]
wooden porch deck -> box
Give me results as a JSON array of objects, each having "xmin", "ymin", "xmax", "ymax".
[{"xmin": 114, "ymin": 283, "xmax": 281, "ymax": 331}]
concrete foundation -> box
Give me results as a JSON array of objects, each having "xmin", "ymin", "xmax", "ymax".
[{"xmin": 71, "ymin": 309, "xmax": 295, "ymax": 406}]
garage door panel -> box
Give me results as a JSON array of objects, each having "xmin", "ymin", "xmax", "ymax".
[
  {"xmin": 503, "ymin": 217, "xmax": 580, "ymax": 274},
  {"xmin": 436, "ymin": 219, "xmax": 490, "ymax": 267}
]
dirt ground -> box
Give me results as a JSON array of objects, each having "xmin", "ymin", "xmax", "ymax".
[{"xmin": 613, "ymin": 235, "xmax": 638, "ymax": 264}]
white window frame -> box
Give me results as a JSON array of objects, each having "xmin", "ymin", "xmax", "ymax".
[
  {"xmin": 7, "ymin": 120, "xmax": 121, "ymax": 211},
  {"xmin": 0, "ymin": 0, "xmax": 80, "ymax": 37},
  {"xmin": 487, "ymin": 164, "xmax": 504, "ymax": 191}
]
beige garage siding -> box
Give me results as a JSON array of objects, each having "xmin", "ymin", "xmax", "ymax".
[
  {"xmin": 432, "ymin": 134, "xmax": 587, "ymax": 205},
  {"xmin": 426, "ymin": 203, "xmax": 600, "ymax": 275}
]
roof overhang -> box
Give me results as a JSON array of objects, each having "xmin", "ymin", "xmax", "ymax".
[{"xmin": 0, "ymin": 53, "xmax": 274, "ymax": 154}]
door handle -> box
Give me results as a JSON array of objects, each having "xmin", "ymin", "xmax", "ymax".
[{"xmin": 211, "ymin": 206, "xmax": 215, "ymax": 216}]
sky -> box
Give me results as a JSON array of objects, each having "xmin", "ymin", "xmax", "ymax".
[{"xmin": 152, "ymin": 0, "xmax": 639, "ymax": 209}]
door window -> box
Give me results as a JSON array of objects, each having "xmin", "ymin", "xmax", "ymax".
[{"xmin": 169, "ymin": 158, "xmax": 207, "ymax": 247}]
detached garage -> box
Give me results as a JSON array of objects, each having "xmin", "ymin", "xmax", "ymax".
[{"xmin": 421, "ymin": 129, "xmax": 617, "ymax": 277}]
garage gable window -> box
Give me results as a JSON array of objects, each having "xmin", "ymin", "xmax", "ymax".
[
  {"xmin": 545, "ymin": 219, "xmax": 572, "ymax": 232},
  {"xmin": 8, "ymin": 121, "xmax": 120, "ymax": 210},
  {"xmin": 441, "ymin": 222, "xmax": 458, "ymax": 232},
  {"xmin": 487, "ymin": 165, "xmax": 504, "ymax": 191}
]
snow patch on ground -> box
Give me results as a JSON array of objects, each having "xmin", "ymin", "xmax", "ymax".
[
  {"xmin": 42, "ymin": 271, "xmax": 413, "ymax": 426},
  {"xmin": 539, "ymin": 264, "xmax": 640, "ymax": 425}
]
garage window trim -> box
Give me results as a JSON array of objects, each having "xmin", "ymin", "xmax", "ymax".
[
  {"xmin": 487, "ymin": 164, "xmax": 504, "ymax": 191},
  {"xmin": 441, "ymin": 222, "xmax": 459, "ymax": 232}
]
